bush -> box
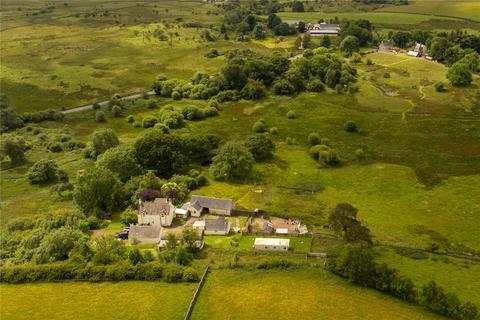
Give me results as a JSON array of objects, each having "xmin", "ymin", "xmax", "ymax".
[
  {"xmin": 344, "ymin": 120, "xmax": 358, "ymax": 132},
  {"xmin": 27, "ymin": 159, "xmax": 58, "ymax": 184},
  {"xmin": 257, "ymin": 259, "xmax": 295, "ymax": 269},
  {"xmin": 285, "ymin": 137, "xmax": 297, "ymax": 145},
  {"xmin": 286, "ymin": 110, "xmax": 296, "ymax": 119},
  {"xmin": 383, "ymin": 72, "xmax": 391, "ymax": 78},
  {"xmin": 208, "ymin": 99, "xmax": 220, "ymax": 109},
  {"xmin": 95, "ymin": 111, "xmax": 106, "ymax": 122},
  {"xmin": 182, "ymin": 267, "xmax": 199, "ymax": 282},
  {"xmin": 204, "ymin": 106, "xmax": 219, "ymax": 117},
  {"xmin": 272, "ymin": 79, "xmax": 295, "ymax": 95},
  {"xmin": 309, "ymin": 144, "xmax": 330, "ymax": 159},
  {"xmin": 92, "ymin": 103, "xmax": 100, "ymax": 110},
  {"xmin": 181, "ymin": 106, "xmax": 205, "ymax": 121},
  {"xmin": 142, "ymin": 116, "xmax": 158, "ymax": 128},
  {"xmin": 241, "ymin": 80, "xmax": 266, "ymax": 100},
  {"xmin": 245, "ymin": 133, "xmax": 275, "ymax": 161},
  {"xmin": 269, "ymin": 127, "xmax": 279, "ymax": 135},
  {"xmin": 148, "ymin": 101, "xmax": 158, "ymax": 109},
  {"xmin": 126, "ymin": 115, "xmax": 134, "ymax": 123},
  {"xmin": 159, "ymin": 109, "xmax": 184, "ymax": 128},
  {"xmin": 434, "ymin": 82, "xmax": 446, "ymax": 92},
  {"xmin": 252, "ymin": 120, "xmax": 266, "ymax": 133},
  {"xmin": 355, "ymin": 148, "xmax": 365, "ymax": 159},
  {"xmin": 164, "ymin": 265, "xmax": 184, "ymax": 283},
  {"xmin": 111, "ymin": 105, "xmax": 122, "ymax": 117},
  {"xmin": 306, "ymin": 79, "xmax": 325, "ymax": 92},
  {"xmin": 308, "ymin": 133, "xmax": 320, "ymax": 145},
  {"xmin": 447, "ymin": 62, "xmax": 472, "ymax": 86},
  {"xmin": 172, "ymin": 91, "xmax": 182, "ymax": 100}
]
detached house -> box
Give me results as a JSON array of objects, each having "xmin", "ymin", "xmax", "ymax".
[
  {"xmin": 128, "ymin": 198, "xmax": 175, "ymax": 245},
  {"xmin": 138, "ymin": 198, "xmax": 175, "ymax": 227},
  {"xmin": 187, "ymin": 195, "xmax": 235, "ymax": 217}
]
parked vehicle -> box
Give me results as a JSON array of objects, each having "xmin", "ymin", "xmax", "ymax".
[{"xmin": 115, "ymin": 231, "xmax": 129, "ymax": 239}]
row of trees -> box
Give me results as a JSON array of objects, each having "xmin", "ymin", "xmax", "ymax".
[{"xmin": 327, "ymin": 246, "xmax": 479, "ymax": 320}]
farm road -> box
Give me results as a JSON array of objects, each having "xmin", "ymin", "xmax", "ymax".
[{"xmin": 61, "ymin": 91, "xmax": 155, "ymax": 114}]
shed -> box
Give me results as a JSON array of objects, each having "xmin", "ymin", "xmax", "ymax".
[
  {"xmin": 192, "ymin": 220, "xmax": 206, "ymax": 230},
  {"xmin": 254, "ymin": 238, "xmax": 290, "ymax": 252},
  {"xmin": 205, "ymin": 217, "xmax": 230, "ymax": 235}
]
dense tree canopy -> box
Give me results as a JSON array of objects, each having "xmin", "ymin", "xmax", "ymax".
[
  {"xmin": 0, "ymin": 134, "xmax": 26, "ymax": 164},
  {"xmin": 73, "ymin": 166, "xmax": 123, "ymax": 216},
  {"xmin": 27, "ymin": 159, "xmax": 59, "ymax": 184},
  {"xmin": 209, "ymin": 142, "xmax": 254, "ymax": 181},
  {"xmin": 90, "ymin": 128, "xmax": 119, "ymax": 158},
  {"xmin": 96, "ymin": 144, "xmax": 142, "ymax": 181},
  {"xmin": 245, "ymin": 133, "xmax": 275, "ymax": 161}
]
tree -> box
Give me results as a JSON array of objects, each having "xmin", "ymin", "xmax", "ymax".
[
  {"xmin": 34, "ymin": 227, "xmax": 89, "ymax": 264},
  {"xmin": 308, "ymin": 133, "xmax": 321, "ymax": 145},
  {"xmin": 0, "ymin": 96, "xmax": 24, "ymax": 133},
  {"xmin": 128, "ymin": 248, "xmax": 145, "ymax": 265},
  {"xmin": 90, "ymin": 128, "xmax": 119, "ymax": 157},
  {"xmin": 344, "ymin": 120, "xmax": 358, "ymax": 132},
  {"xmin": 253, "ymin": 25, "xmax": 266, "ymax": 40},
  {"xmin": 292, "ymin": 1, "xmax": 305, "ymax": 12},
  {"xmin": 274, "ymin": 23, "xmax": 294, "ymax": 36},
  {"xmin": 392, "ymin": 31, "xmax": 411, "ymax": 48},
  {"xmin": 447, "ymin": 62, "xmax": 472, "ymax": 86},
  {"xmin": 0, "ymin": 134, "xmax": 26, "ymax": 164},
  {"xmin": 209, "ymin": 142, "xmax": 254, "ymax": 181},
  {"xmin": 340, "ymin": 36, "xmax": 360, "ymax": 56},
  {"xmin": 297, "ymin": 21, "xmax": 306, "ymax": 33},
  {"xmin": 166, "ymin": 233, "xmax": 177, "ymax": 250},
  {"xmin": 222, "ymin": 59, "xmax": 247, "ymax": 89},
  {"xmin": 161, "ymin": 182, "xmax": 185, "ymax": 204},
  {"xmin": 328, "ymin": 203, "xmax": 372, "ymax": 245},
  {"xmin": 95, "ymin": 110, "xmax": 107, "ymax": 122},
  {"xmin": 267, "ymin": 13, "xmax": 282, "ymax": 29},
  {"xmin": 245, "ymin": 133, "xmax": 275, "ymax": 161},
  {"xmin": 241, "ymin": 80, "xmax": 266, "ymax": 100},
  {"xmin": 175, "ymin": 246, "xmax": 193, "ymax": 266},
  {"xmin": 182, "ymin": 228, "xmax": 200, "ymax": 252},
  {"xmin": 73, "ymin": 166, "xmax": 123, "ymax": 216},
  {"xmin": 92, "ymin": 235, "xmax": 126, "ymax": 265},
  {"xmin": 133, "ymin": 130, "xmax": 188, "ymax": 177},
  {"xmin": 321, "ymin": 36, "xmax": 331, "ymax": 48},
  {"xmin": 96, "ymin": 144, "xmax": 142, "ymax": 181},
  {"xmin": 112, "ymin": 105, "xmax": 122, "ymax": 117},
  {"xmin": 120, "ymin": 208, "xmax": 138, "ymax": 226},
  {"xmin": 27, "ymin": 159, "xmax": 58, "ymax": 184}
]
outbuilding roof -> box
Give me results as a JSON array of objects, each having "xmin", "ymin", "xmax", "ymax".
[
  {"xmin": 254, "ymin": 238, "xmax": 290, "ymax": 247},
  {"xmin": 129, "ymin": 225, "xmax": 161, "ymax": 239},
  {"xmin": 205, "ymin": 217, "xmax": 229, "ymax": 231},
  {"xmin": 190, "ymin": 195, "xmax": 235, "ymax": 211}
]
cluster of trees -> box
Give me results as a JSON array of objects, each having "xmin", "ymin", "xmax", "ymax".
[
  {"xmin": 153, "ymin": 49, "xmax": 356, "ymax": 101},
  {"xmin": 327, "ymin": 203, "xmax": 372, "ymax": 245},
  {"xmin": 0, "ymin": 96, "xmax": 63, "ymax": 133},
  {"xmin": 77, "ymin": 127, "xmax": 217, "ymax": 216},
  {"xmin": 327, "ymin": 246, "xmax": 479, "ymax": 320},
  {"xmin": 339, "ymin": 19, "xmax": 375, "ymax": 55}
]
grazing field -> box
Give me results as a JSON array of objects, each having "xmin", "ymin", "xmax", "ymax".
[
  {"xmin": 0, "ymin": 281, "xmax": 196, "ymax": 320},
  {"xmin": 191, "ymin": 268, "xmax": 443, "ymax": 320},
  {"xmin": 376, "ymin": 247, "xmax": 480, "ymax": 305},
  {"xmin": 378, "ymin": 0, "xmax": 480, "ymax": 22}
]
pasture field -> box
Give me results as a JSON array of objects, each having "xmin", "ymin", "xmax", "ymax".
[
  {"xmin": 0, "ymin": 281, "xmax": 196, "ymax": 320},
  {"xmin": 378, "ymin": 0, "xmax": 480, "ymax": 22},
  {"xmin": 376, "ymin": 247, "xmax": 480, "ymax": 305},
  {"xmin": 190, "ymin": 268, "xmax": 444, "ymax": 320},
  {"xmin": 0, "ymin": 0, "xmax": 277, "ymax": 112}
]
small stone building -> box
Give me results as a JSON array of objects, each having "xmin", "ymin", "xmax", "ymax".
[
  {"xmin": 204, "ymin": 217, "xmax": 230, "ymax": 235},
  {"xmin": 187, "ymin": 195, "xmax": 235, "ymax": 217}
]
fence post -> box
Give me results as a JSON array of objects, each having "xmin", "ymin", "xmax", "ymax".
[{"xmin": 184, "ymin": 265, "xmax": 210, "ymax": 320}]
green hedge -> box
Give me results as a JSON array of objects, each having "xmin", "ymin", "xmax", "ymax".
[{"xmin": 0, "ymin": 261, "xmax": 198, "ymax": 283}]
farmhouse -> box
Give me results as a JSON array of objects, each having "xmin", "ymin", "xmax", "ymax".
[
  {"xmin": 187, "ymin": 195, "xmax": 235, "ymax": 217},
  {"xmin": 204, "ymin": 217, "xmax": 230, "ymax": 235},
  {"xmin": 306, "ymin": 23, "xmax": 340, "ymax": 36},
  {"xmin": 128, "ymin": 225, "xmax": 161, "ymax": 244},
  {"xmin": 254, "ymin": 238, "xmax": 290, "ymax": 252},
  {"xmin": 138, "ymin": 198, "xmax": 175, "ymax": 227}
]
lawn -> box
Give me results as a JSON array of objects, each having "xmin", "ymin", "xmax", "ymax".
[
  {"xmin": 191, "ymin": 268, "xmax": 444, "ymax": 320},
  {"xmin": 0, "ymin": 281, "xmax": 196, "ymax": 320}
]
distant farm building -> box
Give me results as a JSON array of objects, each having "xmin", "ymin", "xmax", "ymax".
[
  {"xmin": 306, "ymin": 23, "xmax": 340, "ymax": 36},
  {"xmin": 204, "ymin": 216, "xmax": 230, "ymax": 235},
  {"xmin": 254, "ymin": 238, "xmax": 290, "ymax": 252}
]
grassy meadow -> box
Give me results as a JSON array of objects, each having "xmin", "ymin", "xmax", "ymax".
[
  {"xmin": 191, "ymin": 268, "xmax": 444, "ymax": 320},
  {"xmin": 0, "ymin": 281, "xmax": 196, "ymax": 320}
]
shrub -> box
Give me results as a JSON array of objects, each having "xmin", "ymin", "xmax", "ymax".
[
  {"xmin": 366, "ymin": 59, "xmax": 373, "ymax": 65},
  {"xmin": 245, "ymin": 133, "xmax": 275, "ymax": 161},
  {"xmin": 172, "ymin": 91, "xmax": 182, "ymax": 100},
  {"xmin": 269, "ymin": 127, "xmax": 279, "ymax": 135},
  {"xmin": 306, "ymin": 79, "xmax": 325, "ymax": 92},
  {"xmin": 241, "ymin": 80, "xmax": 266, "ymax": 100},
  {"xmin": 27, "ymin": 159, "xmax": 58, "ymax": 184},
  {"xmin": 447, "ymin": 62, "xmax": 472, "ymax": 86},
  {"xmin": 133, "ymin": 121, "xmax": 141, "ymax": 128},
  {"xmin": 272, "ymin": 79, "xmax": 295, "ymax": 95},
  {"xmin": 159, "ymin": 109, "xmax": 184, "ymax": 128},
  {"xmin": 164, "ymin": 265, "xmax": 184, "ymax": 283},
  {"xmin": 383, "ymin": 72, "xmax": 391, "ymax": 78},
  {"xmin": 95, "ymin": 111, "xmax": 106, "ymax": 122},
  {"xmin": 208, "ymin": 99, "xmax": 219, "ymax": 109},
  {"xmin": 434, "ymin": 82, "xmax": 446, "ymax": 92},
  {"xmin": 181, "ymin": 106, "xmax": 205, "ymax": 121},
  {"xmin": 92, "ymin": 103, "xmax": 100, "ymax": 110},
  {"xmin": 285, "ymin": 137, "xmax": 297, "ymax": 145},
  {"xmin": 344, "ymin": 120, "xmax": 358, "ymax": 132},
  {"xmin": 148, "ymin": 101, "xmax": 158, "ymax": 109},
  {"xmin": 355, "ymin": 148, "xmax": 365, "ymax": 159},
  {"xmin": 320, "ymin": 138, "xmax": 331, "ymax": 146},
  {"xmin": 126, "ymin": 115, "xmax": 134, "ymax": 123},
  {"xmin": 48, "ymin": 142, "xmax": 63, "ymax": 153},
  {"xmin": 142, "ymin": 116, "xmax": 158, "ymax": 128},
  {"xmin": 309, "ymin": 144, "xmax": 330, "ymax": 159},
  {"xmin": 308, "ymin": 132, "xmax": 320, "ymax": 145},
  {"xmin": 111, "ymin": 105, "xmax": 122, "ymax": 117},
  {"xmin": 252, "ymin": 120, "xmax": 266, "ymax": 133},
  {"xmin": 204, "ymin": 106, "xmax": 219, "ymax": 117},
  {"xmin": 182, "ymin": 267, "xmax": 199, "ymax": 282},
  {"xmin": 286, "ymin": 110, "xmax": 296, "ymax": 119}
]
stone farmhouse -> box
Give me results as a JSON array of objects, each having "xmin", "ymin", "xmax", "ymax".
[{"xmin": 138, "ymin": 198, "xmax": 175, "ymax": 227}]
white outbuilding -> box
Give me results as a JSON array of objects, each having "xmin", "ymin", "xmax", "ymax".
[{"xmin": 254, "ymin": 238, "xmax": 290, "ymax": 252}]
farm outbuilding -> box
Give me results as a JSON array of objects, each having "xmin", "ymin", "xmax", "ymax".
[{"xmin": 254, "ymin": 238, "xmax": 290, "ymax": 252}]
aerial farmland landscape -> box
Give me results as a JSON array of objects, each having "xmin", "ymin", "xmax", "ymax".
[{"xmin": 0, "ymin": 0, "xmax": 479, "ymax": 319}]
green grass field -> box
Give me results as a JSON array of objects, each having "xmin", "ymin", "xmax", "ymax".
[
  {"xmin": 0, "ymin": 281, "xmax": 196, "ymax": 320},
  {"xmin": 376, "ymin": 247, "xmax": 480, "ymax": 305},
  {"xmin": 191, "ymin": 268, "xmax": 444, "ymax": 320}
]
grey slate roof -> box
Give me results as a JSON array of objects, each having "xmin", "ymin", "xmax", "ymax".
[
  {"xmin": 190, "ymin": 195, "xmax": 235, "ymax": 211},
  {"xmin": 129, "ymin": 225, "xmax": 161, "ymax": 239},
  {"xmin": 140, "ymin": 198, "xmax": 173, "ymax": 216},
  {"xmin": 205, "ymin": 217, "xmax": 229, "ymax": 231}
]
